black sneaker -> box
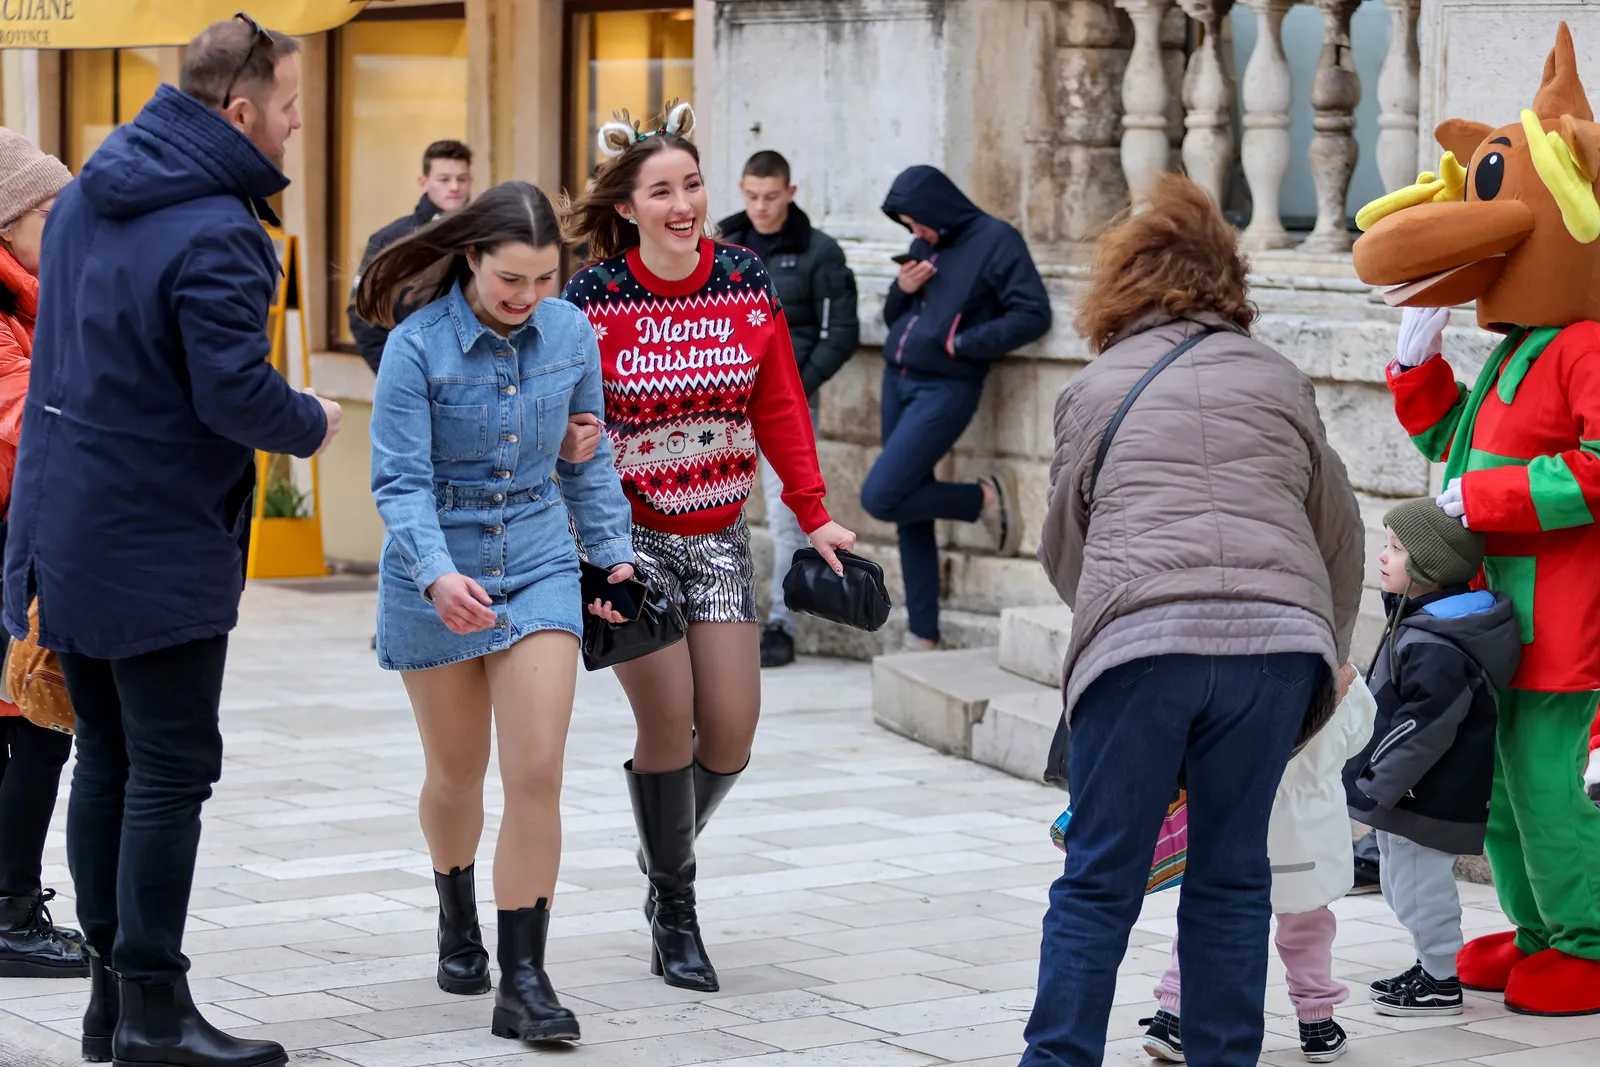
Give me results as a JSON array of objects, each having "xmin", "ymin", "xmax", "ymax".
[
  {"xmin": 1369, "ymin": 961, "xmax": 1424, "ymax": 997},
  {"xmin": 1138, "ymin": 1011, "xmax": 1184, "ymax": 1062},
  {"xmin": 1298, "ymin": 1019, "xmax": 1347, "ymax": 1063},
  {"xmin": 759, "ymin": 624, "xmax": 795, "ymax": 668},
  {"xmin": 1372, "ymin": 968, "xmax": 1464, "ymax": 1017},
  {"xmin": 1348, "ymin": 855, "xmax": 1381, "ymax": 895}
]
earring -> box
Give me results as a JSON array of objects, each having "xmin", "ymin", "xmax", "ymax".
[{"xmin": 625, "ymin": 218, "xmax": 638, "ymax": 226}]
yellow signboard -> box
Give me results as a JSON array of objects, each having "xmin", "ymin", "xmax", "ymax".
[{"xmin": 0, "ymin": 1, "xmax": 384, "ymax": 49}]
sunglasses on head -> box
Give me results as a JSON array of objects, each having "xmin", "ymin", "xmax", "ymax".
[{"xmin": 222, "ymin": 11, "xmax": 272, "ymax": 109}]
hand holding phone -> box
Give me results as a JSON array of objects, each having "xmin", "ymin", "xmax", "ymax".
[{"xmin": 891, "ymin": 252, "xmax": 919, "ymax": 265}]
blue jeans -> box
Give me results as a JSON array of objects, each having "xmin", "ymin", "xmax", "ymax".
[
  {"xmin": 860, "ymin": 369, "xmax": 985, "ymax": 641},
  {"xmin": 1021, "ymin": 652, "xmax": 1319, "ymax": 1067}
]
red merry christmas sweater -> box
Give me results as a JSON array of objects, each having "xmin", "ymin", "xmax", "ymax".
[
  {"xmin": 563, "ymin": 239, "xmax": 830, "ymax": 537},
  {"xmin": 1390, "ymin": 321, "xmax": 1600, "ymax": 692}
]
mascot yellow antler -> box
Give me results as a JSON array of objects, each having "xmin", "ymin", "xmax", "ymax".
[{"xmin": 1355, "ymin": 152, "xmax": 1468, "ymax": 232}]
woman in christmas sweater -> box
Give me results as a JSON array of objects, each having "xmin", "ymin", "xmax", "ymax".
[{"xmin": 560, "ymin": 104, "xmax": 857, "ymax": 993}]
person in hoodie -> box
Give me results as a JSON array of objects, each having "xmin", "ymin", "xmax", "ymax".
[
  {"xmin": 347, "ymin": 139, "xmax": 474, "ymax": 373},
  {"xmin": 863, "ymin": 166, "xmax": 1051, "ymax": 649},
  {"xmin": 719, "ymin": 151, "xmax": 860, "ymax": 667},
  {"xmin": 1344, "ymin": 499, "xmax": 1521, "ymax": 1019},
  {"xmin": 1, "ymin": 17, "xmax": 341, "ymax": 1067}
]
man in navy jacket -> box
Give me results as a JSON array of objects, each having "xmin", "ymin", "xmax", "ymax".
[
  {"xmin": 3, "ymin": 18, "xmax": 339, "ymax": 1067},
  {"xmin": 861, "ymin": 166, "xmax": 1050, "ymax": 648}
]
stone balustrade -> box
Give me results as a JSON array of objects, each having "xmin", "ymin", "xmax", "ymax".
[{"xmin": 1115, "ymin": 0, "xmax": 1423, "ymax": 249}]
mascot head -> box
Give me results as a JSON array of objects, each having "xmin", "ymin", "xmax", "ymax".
[{"xmin": 1354, "ymin": 22, "xmax": 1600, "ymax": 332}]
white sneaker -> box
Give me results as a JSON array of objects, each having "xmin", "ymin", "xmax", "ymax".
[{"xmin": 1586, "ymin": 748, "xmax": 1600, "ymax": 802}]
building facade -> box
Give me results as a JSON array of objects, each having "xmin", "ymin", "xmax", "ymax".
[{"xmin": 0, "ymin": 0, "xmax": 1578, "ymax": 661}]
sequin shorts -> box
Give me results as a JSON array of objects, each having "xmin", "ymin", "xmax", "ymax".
[{"xmin": 632, "ymin": 516, "xmax": 758, "ymax": 624}]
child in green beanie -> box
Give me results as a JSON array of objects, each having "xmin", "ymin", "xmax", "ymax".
[{"xmin": 1343, "ymin": 498, "xmax": 1522, "ymax": 1016}]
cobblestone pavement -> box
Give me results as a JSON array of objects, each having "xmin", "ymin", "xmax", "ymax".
[{"xmin": 1, "ymin": 584, "xmax": 1592, "ymax": 1066}]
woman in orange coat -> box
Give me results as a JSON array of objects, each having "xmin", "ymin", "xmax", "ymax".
[{"xmin": 0, "ymin": 127, "xmax": 82, "ymax": 978}]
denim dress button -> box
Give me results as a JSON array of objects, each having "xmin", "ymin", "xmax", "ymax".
[
  {"xmin": 503, "ymin": 434, "xmax": 518, "ymax": 443},
  {"xmin": 502, "ymin": 385, "xmax": 517, "ymax": 395},
  {"xmin": 492, "ymin": 493, "xmax": 503, "ymax": 503}
]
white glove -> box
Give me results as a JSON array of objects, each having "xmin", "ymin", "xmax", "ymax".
[
  {"xmin": 1436, "ymin": 477, "xmax": 1469, "ymax": 528},
  {"xmin": 1395, "ymin": 306, "xmax": 1450, "ymax": 370}
]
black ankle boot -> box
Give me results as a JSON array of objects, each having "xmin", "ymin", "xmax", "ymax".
[
  {"xmin": 626, "ymin": 761, "xmax": 718, "ymax": 992},
  {"xmin": 81, "ymin": 946, "xmax": 119, "ymax": 1062},
  {"xmin": 0, "ymin": 889, "xmax": 90, "ymax": 978},
  {"xmin": 434, "ymin": 865, "xmax": 491, "ymax": 995},
  {"xmin": 640, "ymin": 759, "xmax": 745, "ymax": 922},
  {"xmin": 113, "ymin": 974, "xmax": 285, "ymax": 1067},
  {"xmin": 490, "ymin": 903, "xmax": 579, "ymax": 1044}
]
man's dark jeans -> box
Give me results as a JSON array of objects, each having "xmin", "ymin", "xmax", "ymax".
[
  {"xmin": 860, "ymin": 368, "xmax": 985, "ymax": 642},
  {"xmin": 1021, "ymin": 652, "xmax": 1319, "ymax": 1067},
  {"xmin": 57, "ymin": 635, "xmax": 228, "ymax": 983},
  {"xmin": 0, "ymin": 716, "xmax": 73, "ymax": 896}
]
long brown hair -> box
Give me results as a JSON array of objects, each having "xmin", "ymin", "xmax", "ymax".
[
  {"xmin": 1075, "ymin": 174, "xmax": 1257, "ymax": 353},
  {"xmin": 355, "ymin": 181, "xmax": 560, "ymax": 329},
  {"xmin": 558, "ymin": 134, "xmax": 702, "ymax": 262}
]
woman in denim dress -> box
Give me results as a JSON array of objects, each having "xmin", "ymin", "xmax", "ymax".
[{"xmin": 358, "ymin": 182, "xmax": 633, "ymax": 1047}]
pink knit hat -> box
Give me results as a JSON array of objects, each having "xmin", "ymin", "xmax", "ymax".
[{"xmin": 0, "ymin": 127, "xmax": 71, "ymax": 229}]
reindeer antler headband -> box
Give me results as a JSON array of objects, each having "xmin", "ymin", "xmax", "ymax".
[{"xmin": 597, "ymin": 100, "xmax": 696, "ymax": 160}]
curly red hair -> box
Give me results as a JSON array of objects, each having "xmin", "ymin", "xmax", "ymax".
[{"xmin": 1076, "ymin": 174, "xmax": 1258, "ymax": 353}]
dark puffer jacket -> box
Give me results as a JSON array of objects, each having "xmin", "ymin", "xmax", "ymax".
[
  {"xmin": 880, "ymin": 166, "xmax": 1051, "ymax": 380},
  {"xmin": 347, "ymin": 194, "xmax": 442, "ymax": 372},
  {"xmin": 1345, "ymin": 587, "xmax": 1522, "ymax": 855},
  {"xmin": 719, "ymin": 205, "xmax": 859, "ymax": 396}
]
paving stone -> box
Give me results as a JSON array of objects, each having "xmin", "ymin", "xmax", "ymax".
[{"xmin": 0, "ymin": 585, "xmax": 1527, "ymax": 1066}]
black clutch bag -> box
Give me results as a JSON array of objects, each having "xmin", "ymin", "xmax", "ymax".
[
  {"xmin": 781, "ymin": 548, "xmax": 892, "ymax": 632},
  {"xmin": 580, "ymin": 579, "xmax": 687, "ymax": 671}
]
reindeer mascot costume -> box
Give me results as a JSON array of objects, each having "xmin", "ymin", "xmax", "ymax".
[{"xmin": 1353, "ymin": 22, "xmax": 1600, "ymax": 1017}]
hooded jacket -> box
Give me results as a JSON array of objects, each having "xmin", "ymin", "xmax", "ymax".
[
  {"xmin": 2, "ymin": 85, "xmax": 327, "ymax": 660},
  {"xmin": 347, "ymin": 194, "xmax": 443, "ymax": 373},
  {"xmin": 880, "ymin": 167, "xmax": 1050, "ymax": 380},
  {"xmin": 718, "ymin": 205, "xmax": 860, "ymax": 396},
  {"xmin": 1344, "ymin": 587, "xmax": 1523, "ymax": 855}
]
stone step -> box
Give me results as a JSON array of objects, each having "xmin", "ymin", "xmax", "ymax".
[
  {"xmin": 971, "ymin": 685, "xmax": 1062, "ymax": 784},
  {"xmin": 871, "ymin": 647, "xmax": 1047, "ymax": 759},
  {"xmin": 998, "ymin": 604, "xmax": 1073, "ymax": 687}
]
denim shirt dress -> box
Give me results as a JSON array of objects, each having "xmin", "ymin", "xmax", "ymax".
[{"xmin": 370, "ymin": 283, "xmax": 633, "ymax": 671}]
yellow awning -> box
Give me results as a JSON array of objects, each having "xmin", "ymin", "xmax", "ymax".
[{"xmin": 0, "ymin": 1, "xmax": 384, "ymax": 49}]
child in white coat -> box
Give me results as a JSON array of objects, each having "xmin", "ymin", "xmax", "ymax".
[{"xmin": 1140, "ymin": 670, "xmax": 1376, "ymax": 1064}]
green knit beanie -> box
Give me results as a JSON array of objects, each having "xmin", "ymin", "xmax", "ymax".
[{"xmin": 1383, "ymin": 497, "xmax": 1486, "ymax": 588}]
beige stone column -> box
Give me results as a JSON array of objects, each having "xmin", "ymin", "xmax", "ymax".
[
  {"xmin": 1178, "ymin": 0, "xmax": 1236, "ymax": 205},
  {"xmin": 1114, "ymin": 0, "xmax": 1175, "ymax": 197},
  {"xmin": 1376, "ymin": 0, "xmax": 1421, "ymax": 193},
  {"xmin": 1300, "ymin": 0, "xmax": 1361, "ymax": 253},
  {"xmin": 1239, "ymin": 0, "xmax": 1295, "ymax": 249}
]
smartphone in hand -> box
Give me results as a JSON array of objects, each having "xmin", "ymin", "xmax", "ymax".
[
  {"xmin": 891, "ymin": 252, "xmax": 921, "ymax": 265},
  {"xmin": 580, "ymin": 560, "xmax": 648, "ymax": 621}
]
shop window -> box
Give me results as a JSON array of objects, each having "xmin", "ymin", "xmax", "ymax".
[
  {"xmin": 331, "ymin": 16, "xmax": 468, "ymax": 348},
  {"xmin": 566, "ymin": 6, "xmax": 693, "ymax": 197},
  {"xmin": 63, "ymin": 49, "xmax": 164, "ymax": 171}
]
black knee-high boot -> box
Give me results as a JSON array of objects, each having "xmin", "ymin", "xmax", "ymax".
[
  {"xmin": 640, "ymin": 759, "xmax": 745, "ymax": 922},
  {"xmin": 625, "ymin": 761, "xmax": 718, "ymax": 991},
  {"xmin": 434, "ymin": 865, "xmax": 491, "ymax": 995},
  {"xmin": 491, "ymin": 902, "xmax": 579, "ymax": 1043}
]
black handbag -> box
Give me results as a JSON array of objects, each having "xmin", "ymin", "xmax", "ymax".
[
  {"xmin": 580, "ymin": 579, "xmax": 688, "ymax": 671},
  {"xmin": 781, "ymin": 548, "xmax": 893, "ymax": 632}
]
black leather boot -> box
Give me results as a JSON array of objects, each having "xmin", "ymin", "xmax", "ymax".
[
  {"xmin": 81, "ymin": 946, "xmax": 119, "ymax": 1062},
  {"xmin": 626, "ymin": 761, "xmax": 718, "ymax": 992},
  {"xmin": 640, "ymin": 759, "xmax": 745, "ymax": 922},
  {"xmin": 490, "ymin": 902, "xmax": 579, "ymax": 1044},
  {"xmin": 0, "ymin": 889, "xmax": 89, "ymax": 977},
  {"xmin": 113, "ymin": 974, "xmax": 286, "ymax": 1067},
  {"xmin": 434, "ymin": 865, "xmax": 491, "ymax": 995}
]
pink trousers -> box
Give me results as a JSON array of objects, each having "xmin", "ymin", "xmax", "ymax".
[{"xmin": 1153, "ymin": 906, "xmax": 1348, "ymax": 1022}]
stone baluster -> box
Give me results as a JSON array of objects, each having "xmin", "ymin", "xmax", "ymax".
[
  {"xmin": 1115, "ymin": 0, "xmax": 1175, "ymax": 197},
  {"xmin": 1377, "ymin": 0, "xmax": 1423, "ymax": 192},
  {"xmin": 1177, "ymin": 0, "xmax": 1236, "ymax": 205},
  {"xmin": 1301, "ymin": 0, "xmax": 1362, "ymax": 253},
  {"xmin": 1239, "ymin": 0, "xmax": 1295, "ymax": 249}
]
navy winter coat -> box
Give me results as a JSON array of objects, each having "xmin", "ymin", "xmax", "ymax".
[
  {"xmin": 2, "ymin": 85, "xmax": 327, "ymax": 660},
  {"xmin": 881, "ymin": 166, "xmax": 1051, "ymax": 380}
]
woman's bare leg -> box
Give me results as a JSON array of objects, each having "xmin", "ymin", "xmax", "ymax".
[
  {"xmin": 687, "ymin": 622, "xmax": 761, "ymax": 774},
  {"xmin": 402, "ymin": 660, "xmax": 493, "ymax": 873},
  {"xmin": 613, "ymin": 640, "xmax": 697, "ymax": 772},
  {"xmin": 484, "ymin": 631, "xmax": 580, "ymax": 909}
]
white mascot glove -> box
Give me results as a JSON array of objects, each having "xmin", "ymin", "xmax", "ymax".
[
  {"xmin": 1395, "ymin": 306, "xmax": 1450, "ymax": 370},
  {"xmin": 1436, "ymin": 477, "xmax": 1469, "ymax": 528}
]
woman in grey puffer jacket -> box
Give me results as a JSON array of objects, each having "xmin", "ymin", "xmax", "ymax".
[{"xmin": 1019, "ymin": 175, "xmax": 1364, "ymax": 1067}]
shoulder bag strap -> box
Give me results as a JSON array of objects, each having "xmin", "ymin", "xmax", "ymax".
[{"xmin": 1088, "ymin": 328, "xmax": 1219, "ymax": 503}]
